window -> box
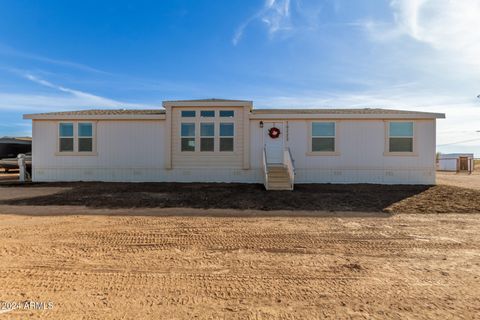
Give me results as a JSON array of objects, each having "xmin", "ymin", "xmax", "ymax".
[
  {"xmin": 219, "ymin": 110, "xmax": 234, "ymax": 118},
  {"xmin": 181, "ymin": 123, "xmax": 195, "ymax": 151},
  {"xmin": 200, "ymin": 123, "xmax": 214, "ymax": 151},
  {"xmin": 200, "ymin": 110, "xmax": 215, "ymax": 117},
  {"xmin": 220, "ymin": 123, "xmax": 234, "ymax": 152},
  {"xmin": 389, "ymin": 122, "xmax": 413, "ymax": 152},
  {"xmin": 312, "ymin": 122, "xmax": 335, "ymax": 152},
  {"xmin": 78, "ymin": 123, "xmax": 93, "ymax": 152},
  {"xmin": 59, "ymin": 123, "xmax": 74, "ymax": 152},
  {"xmin": 181, "ymin": 110, "xmax": 196, "ymax": 117}
]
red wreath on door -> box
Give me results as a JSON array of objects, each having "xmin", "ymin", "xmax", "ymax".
[{"xmin": 268, "ymin": 127, "xmax": 281, "ymax": 139}]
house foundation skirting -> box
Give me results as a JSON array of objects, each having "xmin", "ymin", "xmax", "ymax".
[{"xmin": 32, "ymin": 167, "xmax": 435, "ymax": 185}]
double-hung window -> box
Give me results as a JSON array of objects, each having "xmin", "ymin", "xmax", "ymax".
[
  {"xmin": 78, "ymin": 123, "xmax": 93, "ymax": 152},
  {"xmin": 59, "ymin": 123, "xmax": 74, "ymax": 152},
  {"xmin": 388, "ymin": 122, "xmax": 414, "ymax": 152},
  {"xmin": 311, "ymin": 122, "xmax": 335, "ymax": 152},
  {"xmin": 219, "ymin": 123, "xmax": 234, "ymax": 152},
  {"xmin": 58, "ymin": 122, "xmax": 94, "ymax": 153},
  {"xmin": 181, "ymin": 123, "xmax": 196, "ymax": 151},
  {"xmin": 200, "ymin": 123, "xmax": 214, "ymax": 151}
]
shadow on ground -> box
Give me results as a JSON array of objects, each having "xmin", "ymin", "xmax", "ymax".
[{"xmin": 0, "ymin": 181, "xmax": 440, "ymax": 212}]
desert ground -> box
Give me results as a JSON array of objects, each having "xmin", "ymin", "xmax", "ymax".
[
  {"xmin": 0, "ymin": 170, "xmax": 479, "ymax": 319},
  {"xmin": 437, "ymin": 171, "xmax": 480, "ymax": 190}
]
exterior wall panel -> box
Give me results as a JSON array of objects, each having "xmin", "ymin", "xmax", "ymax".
[{"xmin": 32, "ymin": 117, "xmax": 437, "ymax": 185}]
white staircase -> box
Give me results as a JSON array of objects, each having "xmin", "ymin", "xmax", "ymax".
[{"xmin": 263, "ymin": 148, "xmax": 295, "ymax": 191}]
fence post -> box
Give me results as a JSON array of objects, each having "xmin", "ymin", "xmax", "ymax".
[{"xmin": 17, "ymin": 153, "xmax": 26, "ymax": 183}]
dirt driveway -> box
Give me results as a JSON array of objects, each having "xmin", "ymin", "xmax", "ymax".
[
  {"xmin": 437, "ymin": 171, "xmax": 480, "ymax": 190},
  {"xmin": 0, "ymin": 209, "xmax": 478, "ymax": 319}
]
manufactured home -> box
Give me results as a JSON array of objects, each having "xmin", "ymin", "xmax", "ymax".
[{"xmin": 24, "ymin": 99, "xmax": 445, "ymax": 189}]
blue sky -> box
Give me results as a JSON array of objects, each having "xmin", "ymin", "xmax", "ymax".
[{"xmin": 0, "ymin": 0, "xmax": 479, "ymax": 154}]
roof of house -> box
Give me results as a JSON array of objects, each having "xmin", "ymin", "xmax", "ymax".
[
  {"xmin": 23, "ymin": 106, "xmax": 445, "ymax": 120},
  {"xmin": 438, "ymin": 153, "xmax": 474, "ymax": 158},
  {"xmin": 252, "ymin": 108, "xmax": 442, "ymax": 115},
  {"xmin": 163, "ymin": 98, "xmax": 252, "ymax": 103},
  {"xmin": 250, "ymin": 108, "xmax": 445, "ymax": 119},
  {"xmin": 23, "ymin": 109, "xmax": 167, "ymax": 120},
  {"xmin": 27, "ymin": 109, "xmax": 165, "ymax": 116}
]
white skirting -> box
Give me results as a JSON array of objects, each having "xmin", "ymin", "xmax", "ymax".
[{"xmin": 32, "ymin": 166, "xmax": 436, "ymax": 185}]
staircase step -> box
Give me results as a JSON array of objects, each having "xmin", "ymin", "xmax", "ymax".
[
  {"xmin": 265, "ymin": 163, "xmax": 293, "ymax": 190},
  {"xmin": 269, "ymin": 175, "xmax": 289, "ymax": 178},
  {"xmin": 267, "ymin": 184, "xmax": 292, "ymax": 190},
  {"xmin": 268, "ymin": 170, "xmax": 289, "ymax": 174},
  {"xmin": 268, "ymin": 170, "xmax": 287, "ymax": 174},
  {"xmin": 268, "ymin": 180, "xmax": 291, "ymax": 185}
]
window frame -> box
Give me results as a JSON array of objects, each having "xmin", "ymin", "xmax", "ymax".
[
  {"xmin": 200, "ymin": 122, "xmax": 215, "ymax": 152},
  {"xmin": 56, "ymin": 121, "xmax": 97, "ymax": 156},
  {"xmin": 307, "ymin": 121, "xmax": 339, "ymax": 156},
  {"xmin": 180, "ymin": 122, "xmax": 196, "ymax": 152},
  {"xmin": 385, "ymin": 121, "xmax": 417, "ymax": 156},
  {"xmin": 200, "ymin": 110, "xmax": 215, "ymax": 118},
  {"xmin": 219, "ymin": 110, "xmax": 234, "ymax": 118},
  {"xmin": 219, "ymin": 122, "xmax": 234, "ymax": 152},
  {"xmin": 78, "ymin": 122, "xmax": 94, "ymax": 153},
  {"xmin": 177, "ymin": 108, "xmax": 237, "ymax": 154},
  {"xmin": 58, "ymin": 122, "xmax": 75, "ymax": 153},
  {"xmin": 181, "ymin": 110, "xmax": 196, "ymax": 118}
]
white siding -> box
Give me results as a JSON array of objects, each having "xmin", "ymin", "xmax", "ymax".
[
  {"xmin": 33, "ymin": 120, "xmax": 165, "ymax": 181},
  {"xmin": 32, "ymin": 118, "xmax": 438, "ymax": 185},
  {"xmin": 250, "ymin": 119, "xmax": 436, "ymax": 184}
]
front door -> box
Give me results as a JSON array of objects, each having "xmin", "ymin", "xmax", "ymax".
[
  {"xmin": 264, "ymin": 122, "xmax": 284, "ymax": 164},
  {"xmin": 459, "ymin": 157, "xmax": 469, "ymax": 171}
]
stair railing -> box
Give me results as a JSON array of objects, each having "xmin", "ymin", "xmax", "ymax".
[
  {"xmin": 262, "ymin": 146, "xmax": 269, "ymax": 190},
  {"xmin": 284, "ymin": 148, "xmax": 295, "ymax": 190}
]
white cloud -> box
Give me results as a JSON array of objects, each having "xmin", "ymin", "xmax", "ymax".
[
  {"xmin": 23, "ymin": 73, "xmax": 121, "ymax": 106},
  {"xmin": 352, "ymin": 0, "xmax": 480, "ymax": 154},
  {"xmin": 367, "ymin": 0, "xmax": 480, "ymax": 70},
  {"xmin": 0, "ymin": 74, "xmax": 153, "ymax": 112},
  {"xmin": 261, "ymin": 0, "xmax": 291, "ymax": 34},
  {"xmin": 233, "ymin": 0, "xmax": 293, "ymax": 45},
  {"xmin": 0, "ymin": 43, "xmax": 108, "ymax": 74}
]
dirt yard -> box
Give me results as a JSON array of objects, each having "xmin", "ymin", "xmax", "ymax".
[
  {"xmin": 0, "ymin": 208, "xmax": 478, "ymax": 319},
  {"xmin": 437, "ymin": 171, "xmax": 480, "ymax": 190},
  {"xmin": 1, "ymin": 175, "xmax": 480, "ymax": 319},
  {"xmin": 1, "ymin": 181, "xmax": 480, "ymax": 213}
]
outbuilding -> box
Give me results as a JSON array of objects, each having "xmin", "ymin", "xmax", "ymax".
[
  {"xmin": 24, "ymin": 99, "xmax": 445, "ymax": 189},
  {"xmin": 437, "ymin": 153, "xmax": 475, "ymax": 173}
]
